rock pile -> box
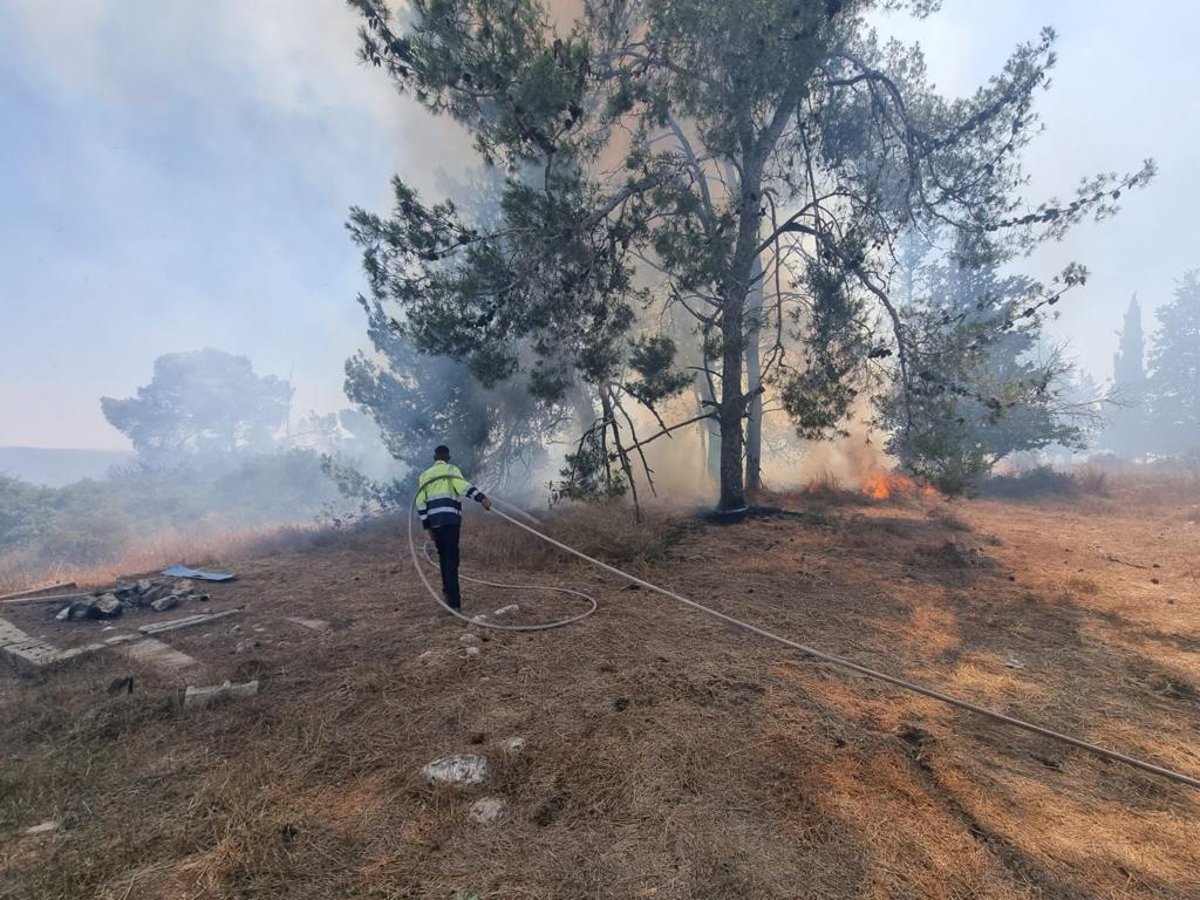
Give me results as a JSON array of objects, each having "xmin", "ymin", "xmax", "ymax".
[{"xmin": 55, "ymin": 579, "xmax": 210, "ymax": 622}]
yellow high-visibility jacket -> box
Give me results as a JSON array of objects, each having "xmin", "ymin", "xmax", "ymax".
[{"xmin": 415, "ymin": 461, "xmax": 487, "ymax": 529}]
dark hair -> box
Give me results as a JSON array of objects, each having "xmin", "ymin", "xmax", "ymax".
[{"xmin": 434, "ymin": 445, "xmax": 451, "ymax": 461}]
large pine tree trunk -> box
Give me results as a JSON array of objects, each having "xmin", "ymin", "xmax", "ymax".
[
  {"xmin": 717, "ymin": 321, "xmax": 746, "ymax": 511},
  {"xmin": 745, "ymin": 256, "xmax": 764, "ymax": 499},
  {"xmin": 716, "ymin": 161, "xmax": 765, "ymax": 512}
]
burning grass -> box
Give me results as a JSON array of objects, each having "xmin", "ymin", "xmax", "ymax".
[
  {"xmin": 860, "ymin": 470, "xmax": 940, "ymax": 502},
  {"xmin": 2, "ymin": 476, "xmax": 1199, "ymax": 897}
]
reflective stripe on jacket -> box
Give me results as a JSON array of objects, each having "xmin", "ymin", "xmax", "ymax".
[{"xmin": 415, "ymin": 461, "xmax": 487, "ymax": 529}]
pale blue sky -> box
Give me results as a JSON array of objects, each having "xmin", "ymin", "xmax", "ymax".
[{"xmin": 1, "ymin": 0, "xmax": 1197, "ymax": 449}]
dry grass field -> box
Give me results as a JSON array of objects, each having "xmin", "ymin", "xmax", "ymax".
[{"xmin": 1, "ymin": 472, "xmax": 1197, "ymax": 898}]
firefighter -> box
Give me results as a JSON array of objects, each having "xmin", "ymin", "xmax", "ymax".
[{"xmin": 415, "ymin": 445, "xmax": 492, "ymax": 611}]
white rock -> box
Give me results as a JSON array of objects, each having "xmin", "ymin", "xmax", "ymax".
[
  {"xmin": 503, "ymin": 737, "xmax": 527, "ymax": 754},
  {"xmin": 493, "ymin": 604, "xmax": 520, "ymax": 617},
  {"xmin": 1004, "ymin": 655, "xmax": 1027, "ymax": 670},
  {"xmin": 285, "ymin": 617, "xmax": 330, "ymax": 631},
  {"xmin": 421, "ymin": 754, "xmax": 488, "ymax": 787},
  {"xmin": 464, "ymin": 645, "xmax": 481, "ymax": 659},
  {"xmin": 459, "ymin": 634, "xmax": 479, "ymax": 646},
  {"xmin": 183, "ymin": 680, "xmax": 259, "ymax": 710},
  {"xmin": 23, "ymin": 820, "xmax": 58, "ymax": 836},
  {"xmin": 469, "ymin": 797, "xmax": 506, "ymax": 825}
]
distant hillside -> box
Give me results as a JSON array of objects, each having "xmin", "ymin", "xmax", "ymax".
[{"xmin": 0, "ymin": 446, "xmax": 134, "ymax": 486}]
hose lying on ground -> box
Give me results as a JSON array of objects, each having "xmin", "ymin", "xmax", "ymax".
[{"xmin": 409, "ymin": 489, "xmax": 1200, "ymax": 792}]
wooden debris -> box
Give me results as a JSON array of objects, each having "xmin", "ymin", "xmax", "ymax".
[
  {"xmin": 0, "ymin": 581, "xmax": 77, "ymax": 602},
  {"xmin": 137, "ymin": 609, "xmax": 241, "ymax": 636}
]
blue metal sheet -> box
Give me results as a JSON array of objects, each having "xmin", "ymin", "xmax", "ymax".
[{"xmin": 161, "ymin": 565, "xmax": 236, "ymax": 582}]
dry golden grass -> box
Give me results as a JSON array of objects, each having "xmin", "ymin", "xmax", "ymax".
[
  {"xmin": 2, "ymin": 475, "xmax": 1199, "ymax": 898},
  {"xmin": 0, "ymin": 525, "xmax": 330, "ymax": 594}
]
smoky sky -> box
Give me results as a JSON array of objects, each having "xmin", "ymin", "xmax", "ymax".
[{"xmin": 1, "ymin": 0, "xmax": 1197, "ymax": 450}]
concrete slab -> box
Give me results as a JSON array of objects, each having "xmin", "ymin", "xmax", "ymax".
[
  {"xmin": 0, "ymin": 617, "xmax": 106, "ymax": 673},
  {"xmin": 121, "ymin": 638, "xmax": 199, "ymax": 672}
]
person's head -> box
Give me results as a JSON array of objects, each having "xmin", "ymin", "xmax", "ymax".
[{"xmin": 434, "ymin": 444, "xmax": 451, "ymax": 462}]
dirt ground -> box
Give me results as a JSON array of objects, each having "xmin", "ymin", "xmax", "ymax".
[{"xmin": 1, "ymin": 476, "xmax": 1198, "ymax": 899}]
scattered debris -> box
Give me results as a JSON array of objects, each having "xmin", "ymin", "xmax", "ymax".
[
  {"xmin": 137, "ymin": 609, "xmax": 240, "ymax": 635},
  {"xmin": 421, "ymin": 754, "xmax": 488, "ymax": 787},
  {"xmin": 1005, "ymin": 655, "xmax": 1027, "ymax": 670},
  {"xmin": 49, "ymin": 579, "xmax": 211, "ymax": 623},
  {"xmin": 184, "ymin": 679, "xmax": 259, "ymax": 710},
  {"xmin": 470, "ymin": 797, "xmax": 506, "ymax": 825},
  {"xmin": 23, "ymin": 821, "xmax": 58, "ymax": 836},
  {"xmin": 493, "ymin": 604, "xmax": 520, "ymax": 618},
  {"xmin": 284, "ymin": 617, "xmax": 330, "ymax": 631},
  {"xmin": 96, "ymin": 594, "xmax": 123, "ymax": 616},
  {"xmin": 150, "ymin": 595, "xmax": 180, "ymax": 613},
  {"xmin": 56, "ymin": 602, "xmax": 92, "ymax": 622},
  {"xmin": 162, "ymin": 565, "xmax": 236, "ymax": 582}
]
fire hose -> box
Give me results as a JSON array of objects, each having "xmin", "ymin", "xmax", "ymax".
[{"xmin": 408, "ymin": 488, "xmax": 1200, "ymax": 791}]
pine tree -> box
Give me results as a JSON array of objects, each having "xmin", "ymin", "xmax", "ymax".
[
  {"xmin": 1107, "ymin": 295, "xmax": 1148, "ymax": 457},
  {"xmin": 347, "ymin": 0, "xmax": 1153, "ymax": 509},
  {"xmin": 1147, "ymin": 272, "xmax": 1200, "ymax": 456}
]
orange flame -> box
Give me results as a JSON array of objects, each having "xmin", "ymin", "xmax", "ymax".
[{"xmin": 861, "ymin": 471, "xmax": 938, "ymax": 501}]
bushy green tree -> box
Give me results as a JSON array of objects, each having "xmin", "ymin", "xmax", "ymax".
[
  {"xmin": 877, "ymin": 238, "xmax": 1095, "ymax": 493},
  {"xmin": 101, "ymin": 349, "xmax": 292, "ymax": 467}
]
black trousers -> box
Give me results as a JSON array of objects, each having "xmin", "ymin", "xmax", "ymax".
[{"xmin": 430, "ymin": 523, "xmax": 462, "ymax": 609}]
